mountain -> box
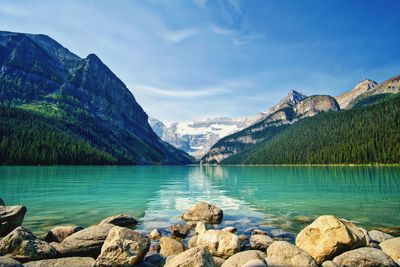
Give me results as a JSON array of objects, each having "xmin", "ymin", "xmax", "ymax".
[
  {"xmin": 261, "ymin": 90, "xmax": 307, "ymax": 117},
  {"xmin": 148, "ymin": 116, "xmax": 259, "ymax": 158},
  {"xmin": 223, "ymin": 93, "xmax": 400, "ymax": 165},
  {"xmin": 0, "ymin": 31, "xmax": 193, "ymax": 165},
  {"xmin": 200, "ymin": 92, "xmax": 339, "ymax": 164},
  {"xmin": 335, "ymin": 79, "xmax": 378, "ymax": 109}
]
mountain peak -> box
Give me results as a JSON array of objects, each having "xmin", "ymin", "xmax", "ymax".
[
  {"xmin": 287, "ymin": 90, "xmax": 307, "ymax": 103},
  {"xmin": 335, "ymin": 79, "xmax": 378, "ymax": 109}
]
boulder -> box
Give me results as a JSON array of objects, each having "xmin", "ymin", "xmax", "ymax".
[
  {"xmin": 57, "ymin": 223, "xmax": 114, "ymax": 258},
  {"xmin": 144, "ymin": 253, "xmax": 165, "ymax": 267},
  {"xmin": 182, "ymin": 202, "xmax": 223, "ymax": 224},
  {"xmin": 221, "ymin": 250, "xmax": 266, "ymax": 267},
  {"xmin": 170, "ymin": 224, "xmax": 190, "ymax": 238},
  {"xmin": 321, "ymin": 260, "xmax": 339, "ymax": 267},
  {"xmin": 222, "ymin": 227, "xmax": 236, "ymax": 234},
  {"xmin": 0, "ymin": 227, "xmax": 56, "ymax": 263},
  {"xmin": 24, "ymin": 257, "xmax": 95, "ymax": 267},
  {"xmin": 213, "ymin": 257, "xmax": 225, "ymax": 267},
  {"xmin": 333, "ymin": 247, "xmax": 397, "ymax": 267},
  {"xmin": 368, "ymin": 230, "xmax": 394, "ymax": 244},
  {"xmin": 159, "ymin": 237, "xmax": 185, "ymax": 257},
  {"xmin": 195, "ymin": 222, "xmax": 213, "ymax": 235},
  {"xmin": 164, "ymin": 247, "xmax": 216, "ymax": 267},
  {"xmin": 0, "ymin": 256, "xmax": 23, "ymax": 267},
  {"xmin": 250, "ymin": 234, "xmax": 274, "ymax": 250},
  {"xmin": 43, "ymin": 225, "xmax": 83, "ymax": 243},
  {"xmin": 99, "ymin": 214, "xmax": 137, "ymax": 228},
  {"xmin": 188, "ymin": 235, "xmax": 198, "ymax": 248},
  {"xmin": 241, "ymin": 259, "xmax": 268, "ymax": 267},
  {"xmin": 251, "ymin": 229, "xmax": 268, "ymax": 236},
  {"xmin": 295, "ymin": 215, "xmax": 366, "ymax": 264},
  {"xmin": 149, "ymin": 229, "xmax": 161, "ymax": 240},
  {"xmin": 197, "ymin": 230, "xmax": 240, "ymax": 259},
  {"xmin": 95, "ymin": 226, "xmax": 150, "ymax": 267},
  {"xmin": 266, "ymin": 241, "xmax": 318, "ymax": 267},
  {"xmin": 238, "ymin": 235, "xmax": 248, "ymax": 250},
  {"xmin": 0, "ymin": 206, "xmax": 27, "ymax": 237},
  {"xmin": 379, "ymin": 237, "xmax": 400, "ymax": 263}
]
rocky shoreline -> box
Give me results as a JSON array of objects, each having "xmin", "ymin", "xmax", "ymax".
[{"xmin": 0, "ymin": 199, "xmax": 399, "ymax": 267}]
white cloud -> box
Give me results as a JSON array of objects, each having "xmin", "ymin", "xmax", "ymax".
[
  {"xmin": 155, "ymin": 27, "xmax": 197, "ymax": 43},
  {"xmin": 210, "ymin": 25, "xmax": 235, "ymax": 36},
  {"xmin": 131, "ymin": 84, "xmax": 227, "ymax": 98}
]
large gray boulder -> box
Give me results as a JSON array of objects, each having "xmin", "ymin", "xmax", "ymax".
[
  {"xmin": 296, "ymin": 215, "xmax": 366, "ymax": 264},
  {"xmin": 0, "ymin": 227, "xmax": 56, "ymax": 263},
  {"xmin": 197, "ymin": 230, "xmax": 240, "ymax": 259},
  {"xmin": 221, "ymin": 250, "xmax": 266, "ymax": 267},
  {"xmin": 0, "ymin": 204, "xmax": 27, "ymax": 237},
  {"xmin": 43, "ymin": 225, "xmax": 83, "ymax": 243},
  {"xmin": 57, "ymin": 223, "xmax": 114, "ymax": 258},
  {"xmin": 24, "ymin": 257, "xmax": 95, "ymax": 267},
  {"xmin": 333, "ymin": 247, "xmax": 397, "ymax": 267},
  {"xmin": 164, "ymin": 247, "xmax": 216, "ymax": 267},
  {"xmin": 95, "ymin": 226, "xmax": 150, "ymax": 267},
  {"xmin": 368, "ymin": 230, "xmax": 394, "ymax": 244},
  {"xmin": 0, "ymin": 256, "xmax": 23, "ymax": 267},
  {"xmin": 182, "ymin": 202, "xmax": 223, "ymax": 224},
  {"xmin": 250, "ymin": 234, "xmax": 274, "ymax": 250},
  {"xmin": 266, "ymin": 241, "xmax": 318, "ymax": 267},
  {"xmin": 99, "ymin": 214, "xmax": 137, "ymax": 228},
  {"xmin": 379, "ymin": 237, "xmax": 400, "ymax": 264}
]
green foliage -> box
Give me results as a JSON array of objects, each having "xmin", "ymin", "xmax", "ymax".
[{"xmin": 223, "ymin": 95, "xmax": 400, "ymax": 165}]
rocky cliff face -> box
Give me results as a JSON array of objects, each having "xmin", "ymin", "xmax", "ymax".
[
  {"xmin": 335, "ymin": 79, "xmax": 378, "ymax": 109},
  {"xmin": 0, "ymin": 31, "xmax": 193, "ymax": 164},
  {"xmin": 200, "ymin": 92, "xmax": 339, "ymax": 164}
]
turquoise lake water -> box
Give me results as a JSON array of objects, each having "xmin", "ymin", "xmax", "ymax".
[{"xmin": 0, "ymin": 166, "xmax": 399, "ymax": 237}]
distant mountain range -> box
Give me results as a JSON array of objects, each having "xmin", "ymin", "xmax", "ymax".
[{"xmin": 0, "ymin": 31, "xmax": 193, "ymax": 165}]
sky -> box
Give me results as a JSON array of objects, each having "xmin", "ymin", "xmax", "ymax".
[{"xmin": 1, "ymin": 0, "xmax": 399, "ymax": 123}]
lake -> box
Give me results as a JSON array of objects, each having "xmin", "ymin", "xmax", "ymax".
[{"xmin": 1, "ymin": 166, "xmax": 399, "ymax": 237}]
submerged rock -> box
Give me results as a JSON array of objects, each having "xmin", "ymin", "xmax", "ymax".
[
  {"xmin": 43, "ymin": 225, "xmax": 83, "ymax": 243},
  {"xmin": 197, "ymin": 230, "xmax": 240, "ymax": 259},
  {"xmin": 266, "ymin": 241, "xmax": 318, "ymax": 267},
  {"xmin": 99, "ymin": 214, "xmax": 137, "ymax": 228},
  {"xmin": 95, "ymin": 226, "xmax": 150, "ymax": 267},
  {"xmin": 0, "ymin": 256, "xmax": 23, "ymax": 267},
  {"xmin": 379, "ymin": 237, "xmax": 400, "ymax": 264},
  {"xmin": 159, "ymin": 237, "xmax": 185, "ymax": 257},
  {"xmin": 182, "ymin": 202, "xmax": 223, "ymax": 224},
  {"xmin": 333, "ymin": 247, "xmax": 397, "ymax": 267},
  {"xmin": 57, "ymin": 223, "xmax": 114, "ymax": 258},
  {"xmin": 221, "ymin": 250, "xmax": 266, "ymax": 267},
  {"xmin": 164, "ymin": 247, "xmax": 215, "ymax": 267},
  {"xmin": 0, "ymin": 227, "xmax": 56, "ymax": 263},
  {"xmin": 24, "ymin": 257, "xmax": 95, "ymax": 267},
  {"xmin": 251, "ymin": 229, "xmax": 268, "ymax": 236},
  {"xmin": 0, "ymin": 205, "xmax": 27, "ymax": 237},
  {"xmin": 250, "ymin": 234, "xmax": 273, "ymax": 250},
  {"xmin": 296, "ymin": 215, "xmax": 366, "ymax": 264}
]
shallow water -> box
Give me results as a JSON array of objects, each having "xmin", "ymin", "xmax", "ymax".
[{"xmin": 0, "ymin": 166, "xmax": 399, "ymax": 237}]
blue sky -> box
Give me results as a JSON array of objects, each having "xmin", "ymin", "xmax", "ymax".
[{"xmin": 1, "ymin": 0, "xmax": 399, "ymax": 122}]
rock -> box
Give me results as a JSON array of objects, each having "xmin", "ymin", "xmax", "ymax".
[
  {"xmin": 0, "ymin": 206, "xmax": 27, "ymax": 237},
  {"xmin": 0, "ymin": 227, "xmax": 56, "ymax": 263},
  {"xmin": 99, "ymin": 214, "xmax": 137, "ymax": 228},
  {"xmin": 170, "ymin": 224, "xmax": 190, "ymax": 238},
  {"xmin": 359, "ymin": 228, "xmax": 373, "ymax": 247},
  {"xmin": 24, "ymin": 257, "xmax": 95, "ymax": 267},
  {"xmin": 333, "ymin": 247, "xmax": 397, "ymax": 267},
  {"xmin": 379, "ymin": 237, "xmax": 400, "ymax": 263},
  {"xmin": 197, "ymin": 230, "xmax": 240, "ymax": 259},
  {"xmin": 250, "ymin": 234, "xmax": 274, "ymax": 250},
  {"xmin": 295, "ymin": 215, "xmax": 366, "ymax": 264},
  {"xmin": 266, "ymin": 241, "xmax": 318, "ymax": 267},
  {"xmin": 238, "ymin": 235, "xmax": 247, "ymax": 250},
  {"xmin": 213, "ymin": 257, "xmax": 225, "ymax": 267},
  {"xmin": 368, "ymin": 230, "xmax": 394, "ymax": 244},
  {"xmin": 144, "ymin": 253, "xmax": 165, "ymax": 267},
  {"xmin": 186, "ymin": 221, "xmax": 198, "ymax": 229},
  {"xmin": 221, "ymin": 250, "xmax": 266, "ymax": 267},
  {"xmin": 149, "ymin": 229, "xmax": 161, "ymax": 240},
  {"xmin": 321, "ymin": 261, "xmax": 339, "ymax": 267},
  {"xmin": 58, "ymin": 223, "xmax": 114, "ymax": 258},
  {"xmin": 182, "ymin": 202, "xmax": 223, "ymax": 224},
  {"xmin": 241, "ymin": 259, "xmax": 268, "ymax": 267},
  {"xmin": 294, "ymin": 215, "xmax": 314, "ymax": 224},
  {"xmin": 95, "ymin": 226, "xmax": 150, "ymax": 267},
  {"xmin": 159, "ymin": 237, "xmax": 185, "ymax": 257},
  {"xmin": 164, "ymin": 247, "xmax": 216, "ymax": 267},
  {"xmin": 188, "ymin": 235, "xmax": 198, "ymax": 248},
  {"xmin": 195, "ymin": 222, "xmax": 213, "ymax": 235},
  {"xmin": 0, "ymin": 256, "xmax": 23, "ymax": 267},
  {"xmin": 222, "ymin": 227, "xmax": 236, "ymax": 233},
  {"xmin": 43, "ymin": 225, "xmax": 83, "ymax": 243},
  {"xmin": 0, "ymin": 199, "xmax": 5, "ymax": 214},
  {"xmin": 251, "ymin": 229, "xmax": 267, "ymax": 236}
]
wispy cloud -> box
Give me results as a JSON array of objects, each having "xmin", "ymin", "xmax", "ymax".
[
  {"xmin": 210, "ymin": 24, "xmax": 263, "ymax": 45},
  {"xmin": 131, "ymin": 84, "xmax": 227, "ymax": 98},
  {"xmin": 154, "ymin": 26, "xmax": 198, "ymax": 43}
]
